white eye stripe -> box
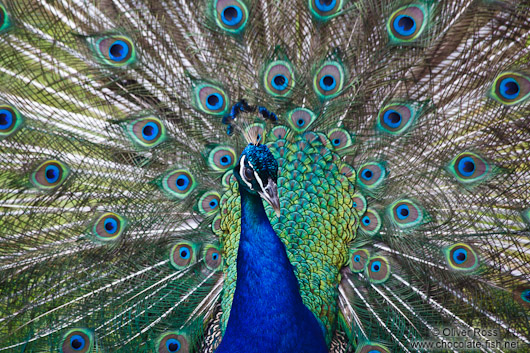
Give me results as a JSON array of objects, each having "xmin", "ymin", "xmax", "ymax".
[
  {"xmin": 247, "ymin": 160, "xmax": 265, "ymax": 191},
  {"xmin": 239, "ymin": 155, "xmax": 253, "ymax": 189},
  {"xmin": 253, "ymin": 169, "xmax": 265, "ymax": 192}
]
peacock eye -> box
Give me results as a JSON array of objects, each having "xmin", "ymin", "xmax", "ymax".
[
  {"xmin": 366, "ymin": 256, "xmax": 391, "ymax": 284},
  {"xmin": 349, "ymin": 249, "xmax": 370, "ymax": 273},
  {"xmin": 91, "ymin": 212, "xmax": 126, "ymax": 242},
  {"xmin": 170, "ymin": 242, "xmax": 197, "ymax": 269},
  {"xmin": 309, "ymin": 0, "xmax": 342, "ymax": 21},
  {"xmin": 387, "ymin": 4, "xmax": 428, "ymax": 44},
  {"xmin": 376, "ymin": 103, "xmax": 419, "ymax": 135},
  {"xmin": 244, "ymin": 167, "xmax": 254, "ymax": 180},
  {"xmin": 214, "ymin": 0, "xmax": 249, "ymax": 34},
  {"xmin": 287, "ymin": 108, "xmax": 316, "ymax": 132},
  {"xmin": 156, "ymin": 331, "xmax": 190, "ymax": 353},
  {"xmin": 313, "ymin": 61, "xmax": 345, "ymax": 100},
  {"xmin": 126, "ymin": 117, "xmax": 167, "ymax": 149},
  {"xmin": 203, "ymin": 245, "xmax": 223, "ymax": 271},
  {"xmin": 193, "ymin": 83, "xmax": 229, "ymax": 116},
  {"xmin": 61, "ymin": 329, "xmax": 93, "ymax": 353},
  {"xmin": 208, "ymin": 146, "xmax": 236, "ymax": 172},
  {"xmin": 445, "ymin": 243, "xmax": 479, "ymax": 272},
  {"xmin": 0, "ymin": 105, "xmax": 23, "ymax": 139},
  {"xmin": 263, "ymin": 60, "xmax": 295, "ymax": 97},
  {"xmin": 490, "ymin": 72, "xmax": 530, "ymax": 105},
  {"xmin": 92, "ymin": 35, "xmax": 136, "ymax": 67},
  {"xmin": 31, "ymin": 160, "xmax": 70, "ymax": 190}
]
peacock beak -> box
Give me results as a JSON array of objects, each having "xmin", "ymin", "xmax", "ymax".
[{"xmin": 259, "ymin": 179, "xmax": 281, "ymax": 217}]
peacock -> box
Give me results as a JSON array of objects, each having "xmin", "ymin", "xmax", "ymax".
[{"xmin": 0, "ymin": 0, "xmax": 530, "ymax": 352}]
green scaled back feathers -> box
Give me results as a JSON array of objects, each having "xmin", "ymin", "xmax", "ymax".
[
  {"xmin": 217, "ymin": 128, "xmax": 358, "ymax": 342},
  {"xmin": 0, "ymin": 0, "xmax": 530, "ymax": 353}
]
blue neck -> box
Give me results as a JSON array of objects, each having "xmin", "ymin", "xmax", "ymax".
[
  {"xmin": 234, "ymin": 189, "xmax": 302, "ymax": 313},
  {"xmin": 215, "ymin": 188, "xmax": 327, "ymax": 353}
]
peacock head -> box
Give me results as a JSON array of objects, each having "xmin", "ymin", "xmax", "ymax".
[{"xmin": 234, "ymin": 143, "xmax": 280, "ymax": 216}]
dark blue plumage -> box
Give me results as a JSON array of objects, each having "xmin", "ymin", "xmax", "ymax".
[
  {"xmin": 215, "ymin": 145, "xmax": 327, "ymax": 353},
  {"xmin": 216, "ymin": 186, "xmax": 327, "ymax": 353}
]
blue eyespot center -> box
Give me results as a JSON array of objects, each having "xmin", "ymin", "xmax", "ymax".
[
  {"xmin": 394, "ymin": 15, "xmax": 416, "ymax": 36},
  {"xmin": 180, "ymin": 248, "xmax": 190, "ymax": 259},
  {"xmin": 220, "ymin": 155, "xmax": 232, "ymax": 166},
  {"xmin": 104, "ymin": 218, "xmax": 118, "ymax": 234},
  {"xmin": 109, "ymin": 40, "xmax": 129, "ymax": 62},
  {"xmin": 383, "ymin": 110, "xmax": 402, "ymax": 128},
  {"xmin": 221, "ymin": 5, "xmax": 243, "ymax": 26},
  {"xmin": 206, "ymin": 93, "xmax": 223, "ymax": 110},
  {"xmin": 332, "ymin": 138, "xmax": 341, "ymax": 146},
  {"xmin": 362, "ymin": 215, "xmax": 371, "ymax": 226},
  {"xmin": 463, "ymin": 162, "xmax": 474, "ymax": 173},
  {"xmin": 458, "ymin": 157, "xmax": 475, "ymax": 177},
  {"xmin": 142, "ymin": 122, "xmax": 159, "ymax": 141},
  {"xmin": 352, "ymin": 202, "xmax": 357, "ymax": 208},
  {"xmin": 45, "ymin": 165, "xmax": 60, "ymax": 183},
  {"xmin": 396, "ymin": 204, "xmax": 410, "ymax": 220},
  {"xmin": 297, "ymin": 118, "xmax": 306, "ymax": 127},
  {"xmin": 0, "ymin": 109, "xmax": 13, "ymax": 129},
  {"xmin": 272, "ymin": 74, "xmax": 288, "ymax": 90},
  {"xmin": 354, "ymin": 255, "xmax": 361, "ymax": 262},
  {"xmin": 320, "ymin": 75, "xmax": 336, "ymax": 91},
  {"xmin": 175, "ymin": 175, "xmax": 190, "ymax": 191},
  {"xmin": 371, "ymin": 261, "xmax": 381, "ymax": 272},
  {"xmin": 70, "ymin": 335, "xmax": 86, "ymax": 350},
  {"xmin": 453, "ymin": 249, "xmax": 467, "ymax": 264},
  {"xmin": 361, "ymin": 169, "xmax": 373, "ymax": 180},
  {"xmin": 166, "ymin": 338, "xmax": 181, "ymax": 352},
  {"xmin": 209, "ymin": 199, "xmax": 219, "ymax": 209},
  {"xmin": 499, "ymin": 78, "xmax": 520, "ymax": 99},
  {"xmin": 316, "ymin": 0, "xmax": 336, "ymax": 12},
  {"xmin": 212, "ymin": 252, "xmax": 219, "ymax": 261}
]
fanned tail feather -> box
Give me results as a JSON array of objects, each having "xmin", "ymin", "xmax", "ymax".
[{"xmin": 0, "ymin": 0, "xmax": 529, "ymax": 352}]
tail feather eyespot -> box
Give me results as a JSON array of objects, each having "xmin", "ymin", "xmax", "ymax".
[
  {"xmin": 349, "ymin": 249, "xmax": 370, "ymax": 273},
  {"xmin": 60, "ymin": 329, "xmax": 94, "ymax": 353},
  {"xmin": 160, "ymin": 169, "xmax": 197, "ymax": 199},
  {"xmin": 193, "ymin": 83, "xmax": 230, "ymax": 116},
  {"xmin": 359, "ymin": 208, "xmax": 381, "ymax": 236},
  {"xmin": 214, "ymin": 0, "xmax": 249, "ymax": 34},
  {"xmin": 203, "ymin": 244, "xmax": 223, "ymax": 271},
  {"xmin": 309, "ymin": 0, "xmax": 343, "ymax": 21},
  {"xmin": 208, "ymin": 146, "xmax": 237, "ymax": 172},
  {"xmin": 31, "ymin": 160, "xmax": 70, "ymax": 190},
  {"xmin": 89, "ymin": 35, "xmax": 136, "ymax": 67},
  {"xmin": 445, "ymin": 243, "xmax": 479, "ymax": 272},
  {"xmin": 365, "ymin": 256, "xmax": 391, "ymax": 284},
  {"xmin": 170, "ymin": 242, "xmax": 198, "ymax": 269},
  {"xmin": 155, "ymin": 331, "xmax": 191, "ymax": 353},
  {"xmin": 125, "ymin": 117, "xmax": 167, "ymax": 148},
  {"xmin": 387, "ymin": 4, "xmax": 428, "ymax": 44},
  {"xmin": 490, "ymin": 72, "xmax": 530, "ymax": 105},
  {"xmin": 313, "ymin": 61, "xmax": 345, "ymax": 100},
  {"xmin": 91, "ymin": 212, "xmax": 126, "ymax": 242},
  {"xmin": 263, "ymin": 60, "xmax": 295, "ymax": 97},
  {"xmin": 0, "ymin": 105, "xmax": 23, "ymax": 139}
]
